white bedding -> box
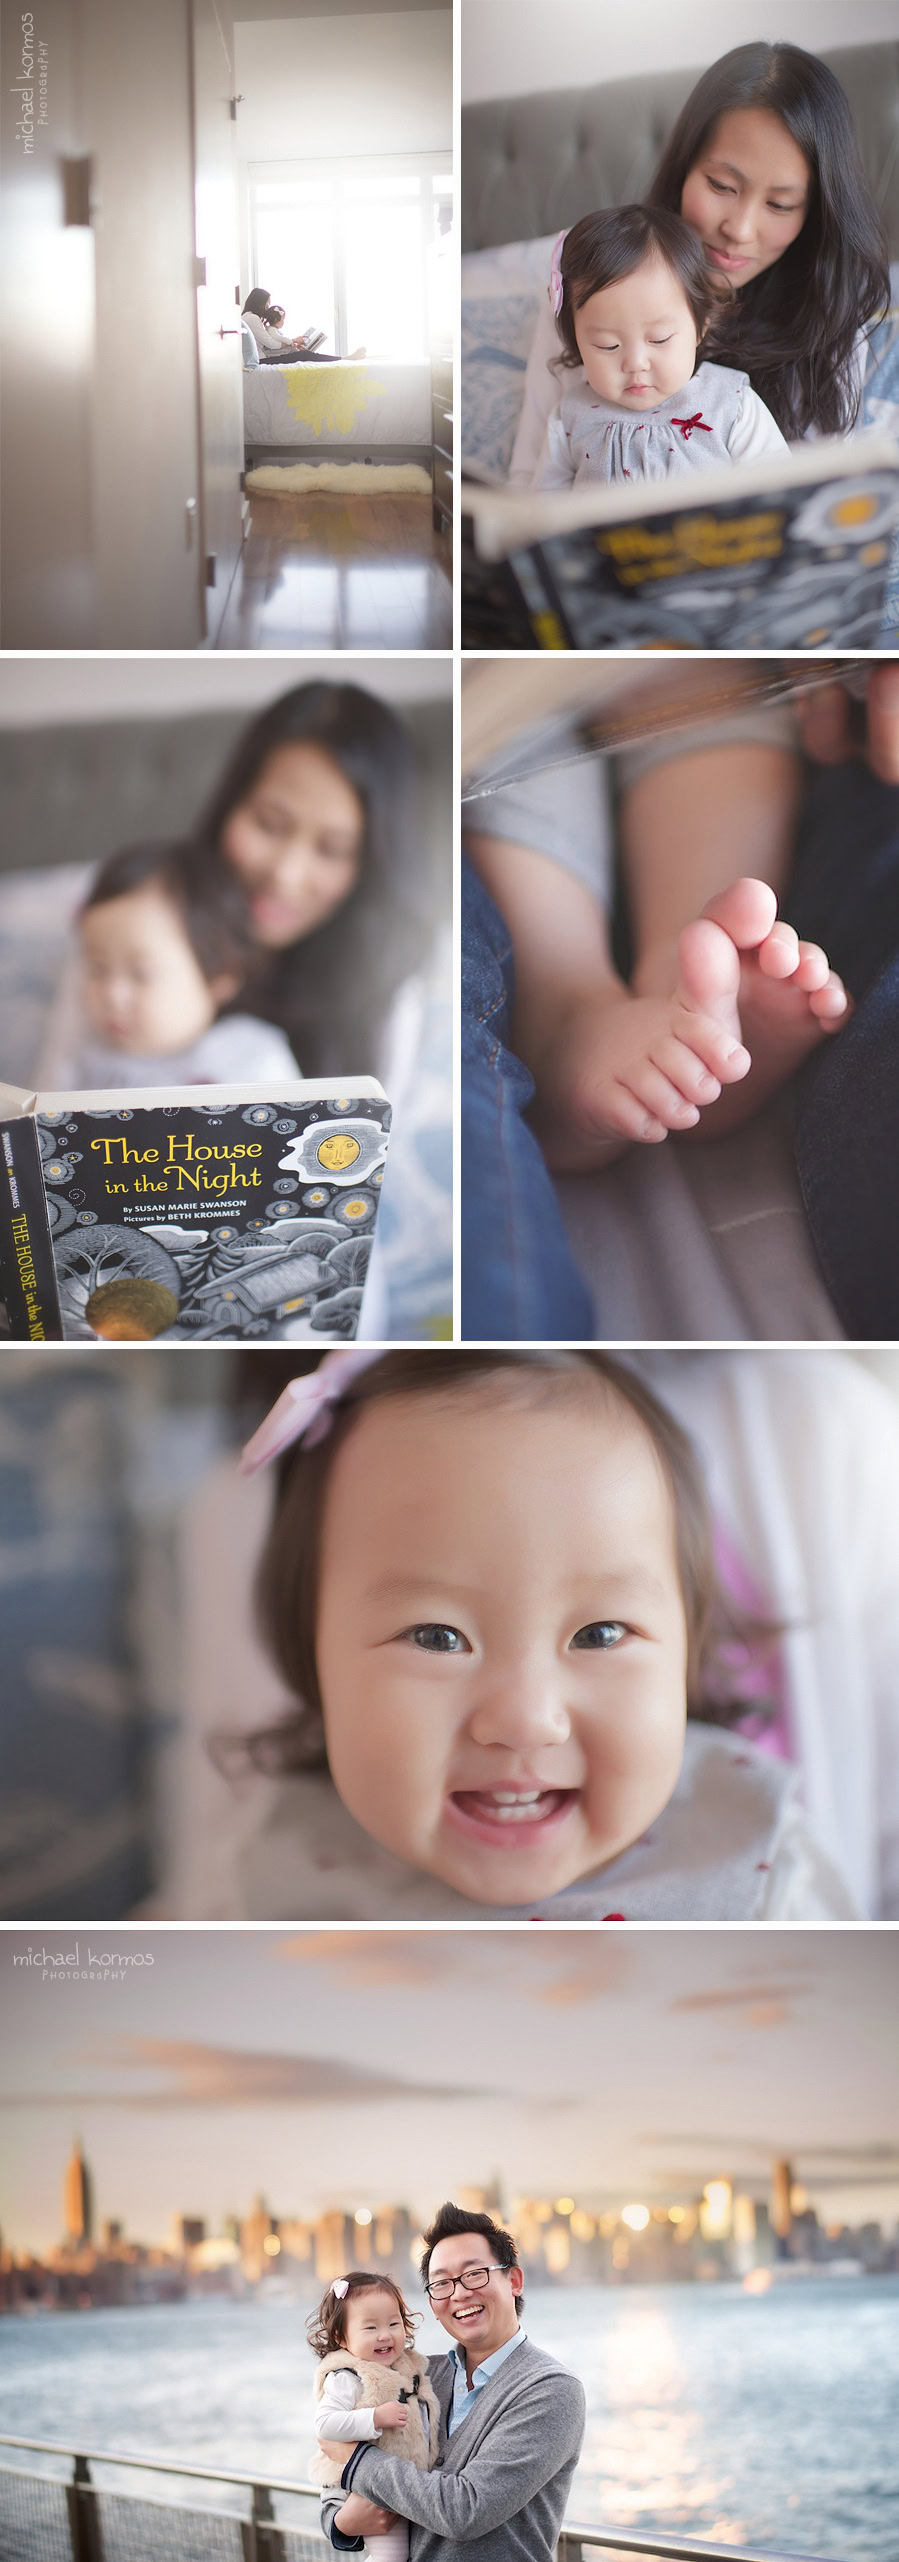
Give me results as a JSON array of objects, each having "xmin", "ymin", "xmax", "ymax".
[{"xmin": 243, "ymin": 358, "xmax": 431, "ymax": 451}]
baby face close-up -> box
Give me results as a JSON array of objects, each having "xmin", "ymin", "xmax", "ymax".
[
  {"xmin": 221, "ymin": 743, "xmax": 364, "ymax": 949},
  {"xmin": 80, "ymin": 881, "xmax": 232, "ymax": 1057},
  {"xmin": 572, "ymin": 251, "xmax": 699, "ymax": 409},
  {"xmin": 314, "ymin": 1379, "xmax": 690, "ymax": 1906}
]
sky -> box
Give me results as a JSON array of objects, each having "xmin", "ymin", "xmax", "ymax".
[{"xmin": 1, "ymin": 1927, "xmax": 897, "ymax": 2252}]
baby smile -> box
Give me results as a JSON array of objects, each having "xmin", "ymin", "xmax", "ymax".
[{"xmin": 445, "ymin": 1782, "xmax": 580, "ymax": 1845}]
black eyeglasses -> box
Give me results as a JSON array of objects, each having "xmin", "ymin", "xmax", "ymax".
[{"xmin": 424, "ymin": 2263, "xmax": 501, "ymax": 2303}]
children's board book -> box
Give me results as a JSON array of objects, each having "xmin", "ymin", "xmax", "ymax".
[
  {"xmin": 0, "ymin": 1078, "xmax": 390, "ymax": 1344},
  {"xmin": 460, "ymin": 656, "xmax": 873, "ymax": 799},
  {"xmin": 461, "ymin": 433, "xmax": 899, "ymax": 651}
]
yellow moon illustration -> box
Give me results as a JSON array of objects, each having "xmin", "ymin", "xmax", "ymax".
[{"xmin": 317, "ymin": 1133, "xmax": 362, "ymax": 1171}]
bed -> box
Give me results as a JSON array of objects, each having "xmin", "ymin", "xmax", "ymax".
[
  {"xmin": 243, "ymin": 356, "xmax": 432, "ymax": 466},
  {"xmin": 461, "ymin": 42, "xmax": 899, "ymax": 638}
]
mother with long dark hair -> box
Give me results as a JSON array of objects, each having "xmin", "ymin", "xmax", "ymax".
[
  {"xmin": 510, "ymin": 40, "xmax": 889, "ymax": 476},
  {"xmin": 190, "ymin": 680, "xmax": 439, "ymax": 1082}
]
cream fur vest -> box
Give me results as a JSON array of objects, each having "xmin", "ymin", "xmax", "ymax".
[{"xmin": 311, "ymin": 2347, "xmax": 440, "ymax": 2486}]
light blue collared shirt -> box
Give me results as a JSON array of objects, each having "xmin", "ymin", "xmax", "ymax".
[{"xmin": 448, "ymin": 2325, "xmax": 528, "ymax": 2434}]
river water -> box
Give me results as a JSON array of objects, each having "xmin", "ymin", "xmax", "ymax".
[{"xmin": 1, "ymin": 2278, "xmax": 897, "ymax": 2559}]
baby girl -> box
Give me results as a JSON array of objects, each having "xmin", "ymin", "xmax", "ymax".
[
  {"xmin": 309, "ymin": 2270, "xmax": 438, "ymax": 2561},
  {"xmin": 234, "ymin": 1346, "xmax": 853, "ymax": 1920},
  {"xmin": 533, "ymin": 203, "xmax": 787, "ymax": 489},
  {"xmin": 56, "ymin": 838, "xmax": 300, "ymax": 1088}
]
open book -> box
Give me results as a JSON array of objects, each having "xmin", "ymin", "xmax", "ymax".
[
  {"xmin": 462, "ymin": 433, "xmax": 899, "ymax": 651},
  {"xmin": 461, "ymin": 656, "xmax": 872, "ymax": 798},
  {"xmin": 0, "ymin": 1078, "xmax": 390, "ymax": 1344}
]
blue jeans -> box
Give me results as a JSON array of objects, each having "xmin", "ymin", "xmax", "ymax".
[
  {"xmin": 461, "ymin": 860, "xmax": 594, "ymax": 1339},
  {"xmin": 462, "ymin": 769, "xmax": 899, "ymax": 1340},
  {"xmin": 790, "ymin": 762, "xmax": 899, "ymax": 1337}
]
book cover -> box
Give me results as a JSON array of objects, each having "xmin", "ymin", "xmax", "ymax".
[
  {"xmin": 462, "ymin": 434, "xmax": 899, "ymax": 651},
  {"xmin": 0, "ymin": 1079, "xmax": 390, "ymax": 1344}
]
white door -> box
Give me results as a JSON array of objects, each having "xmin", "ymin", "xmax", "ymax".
[
  {"xmin": 0, "ymin": 0, "xmax": 98, "ymax": 645},
  {"xmin": 192, "ymin": 0, "xmax": 244, "ymax": 640}
]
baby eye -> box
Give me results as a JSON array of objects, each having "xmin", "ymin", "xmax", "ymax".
[
  {"xmin": 400, "ymin": 1623, "xmax": 470, "ymax": 1654},
  {"xmin": 649, "ymin": 336, "xmax": 674, "ymax": 345},
  {"xmin": 570, "ymin": 1621, "xmax": 627, "ymax": 1651}
]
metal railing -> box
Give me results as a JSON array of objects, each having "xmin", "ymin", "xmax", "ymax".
[{"xmin": 0, "ymin": 2440, "xmax": 833, "ymax": 2562}]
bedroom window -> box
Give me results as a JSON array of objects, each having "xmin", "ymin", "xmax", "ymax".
[{"xmin": 248, "ymin": 156, "xmax": 452, "ymax": 360}]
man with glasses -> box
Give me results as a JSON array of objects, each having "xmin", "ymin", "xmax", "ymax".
[{"xmin": 322, "ymin": 2202, "xmax": 585, "ymax": 2557}]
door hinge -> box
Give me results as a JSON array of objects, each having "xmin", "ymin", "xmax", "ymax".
[
  {"xmin": 61, "ymin": 155, "xmax": 94, "ymax": 227},
  {"xmin": 205, "ymin": 554, "xmax": 217, "ymax": 588}
]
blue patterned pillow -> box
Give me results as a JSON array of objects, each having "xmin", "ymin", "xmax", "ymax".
[
  {"xmin": 461, "ymin": 234, "xmax": 555, "ymax": 479},
  {"xmin": 861, "ymin": 264, "xmax": 899, "ymax": 638}
]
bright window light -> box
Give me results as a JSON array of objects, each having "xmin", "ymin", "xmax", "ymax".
[{"xmin": 249, "ymin": 155, "xmax": 452, "ymax": 359}]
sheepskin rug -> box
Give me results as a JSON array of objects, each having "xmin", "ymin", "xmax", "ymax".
[{"xmin": 245, "ymin": 461, "xmax": 433, "ymax": 495}]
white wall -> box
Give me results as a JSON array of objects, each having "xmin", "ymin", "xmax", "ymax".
[
  {"xmin": 462, "ymin": 0, "xmax": 899, "ymax": 105},
  {"xmin": 0, "ymin": 656, "xmax": 451, "ymax": 727},
  {"xmin": 235, "ymin": 11, "xmax": 452, "ymax": 160}
]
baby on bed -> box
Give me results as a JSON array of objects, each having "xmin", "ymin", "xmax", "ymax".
[
  {"xmin": 51, "ymin": 839, "xmax": 300, "ymax": 1090},
  {"xmin": 533, "ymin": 204, "xmax": 787, "ymax": 489}
]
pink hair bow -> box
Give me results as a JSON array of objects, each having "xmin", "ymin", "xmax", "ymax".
[
  {"xmin": 331, "ymin": 2277, "xmax": 349, "ymax": 2299},
  {"xmin": 549, "ymin": 229, "xmax": 569, "ymax": 318},
  {"xmin": 240, "ymin": 1348, "xmax": 381, "ymax": 1475}
]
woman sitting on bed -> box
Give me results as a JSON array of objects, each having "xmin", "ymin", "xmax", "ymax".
[
  {"xmin": 241, "ymin": 287, "xmax": 364, "ymax": 365},
  {"xmin": 509, "ymin": 39, "xmax": 888, "ymax": 479}
]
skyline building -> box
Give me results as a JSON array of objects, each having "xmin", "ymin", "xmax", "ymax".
[{"xmin": 62, "ymin": 2140, "xmax": 93, "ymax": 2250}]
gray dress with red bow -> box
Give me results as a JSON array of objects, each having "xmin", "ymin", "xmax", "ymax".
[{"xmin": 535, "ymin": 359, "xmax": 784, "ymax": 487}]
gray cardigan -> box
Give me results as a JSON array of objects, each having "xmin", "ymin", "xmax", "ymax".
[{"xmin": 322, "ymin": 2336, "xmax": 586, "ymax": 2560}]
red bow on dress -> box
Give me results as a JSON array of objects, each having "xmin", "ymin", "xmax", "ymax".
[{"xmin": 671, "ymin": 413, "xmax": 711, "ymax": 439}]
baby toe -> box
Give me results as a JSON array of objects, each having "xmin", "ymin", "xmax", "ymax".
[
  {"xmin": 671, "ymin": 1004, "xmax": 751, "ymax": 1083},
  {"xmin": 650, "ymin": 1033, "xmax": 722, "ymax": 1105},
  {"xmin": 607, "ymin": 1085, "xmax": 670, "ymax": 1143},
  {"xmin": 795, "ymin": 941, "xmax": 831, "ymax": 993},
  {"xmin": 808, "ymin": 971, "xmax": 850, "ymax": 1026},
  {"xmin": 757, "ymin": 920, "xmax": 800, "ymax": 980},
  {"xmin": 634, "ymin": 1062, "xmax": 701, "ymax": 1127}
]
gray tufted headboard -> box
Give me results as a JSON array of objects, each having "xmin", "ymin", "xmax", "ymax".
[
  {"xmin": 0, "ymin": 698, "xmax": 450, "ymax": 921},
  {"xmin": 462, "ymin": 41, "xmax": 899, "ymax": 254}
]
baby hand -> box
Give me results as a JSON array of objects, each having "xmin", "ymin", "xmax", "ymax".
[
  {"xmin": 794, "ymin": 663, "xmax": 899, "ymax": 785},
  {"xmin": 336, "ymin": 2497, "xmax": 398, "ymax": 2537},
  {"xmin": 374, "ymin": 2400, "xmax": 409, "ymax": 2431}
]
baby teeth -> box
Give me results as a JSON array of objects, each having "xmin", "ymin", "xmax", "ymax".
[{"xmin": 486, "ymin": 1791, "xmax": 546, "ymax": 1822}]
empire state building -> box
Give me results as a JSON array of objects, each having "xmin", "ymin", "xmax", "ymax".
[{"xmin": 63, "ymin": 2141, "xmax": 94, "ymax": 2247}]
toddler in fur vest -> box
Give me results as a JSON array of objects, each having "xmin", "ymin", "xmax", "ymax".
[{"xmin": 308, "ymin": 2270, "xmax": 440, "ymax": 2561}]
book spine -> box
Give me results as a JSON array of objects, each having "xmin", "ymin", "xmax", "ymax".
[{"xmin": 0, "ymin": 1119, "xmax": 63, "ymax": 1340}]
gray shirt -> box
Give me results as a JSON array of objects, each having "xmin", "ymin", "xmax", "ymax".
[{"xmin": 323, "ymin": 2336, "xmax": 586, "ymax": 2561}]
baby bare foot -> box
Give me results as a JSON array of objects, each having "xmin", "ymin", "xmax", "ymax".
[
  {"xmin": 549, "ymin": 877, "xmax": 849, "ymax": 1171},
  {"xmin": 677, "ymin": 877, "xmax": 850, "ymax": 1137},
  {"xmin": 554, "ymin": 963, "xmax": 752, "ymax": 1166}
]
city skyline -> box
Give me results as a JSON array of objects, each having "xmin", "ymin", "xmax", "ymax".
[{"xmin": 2, "ymin": 1929, "xmax": 897, "ymax": 2251}]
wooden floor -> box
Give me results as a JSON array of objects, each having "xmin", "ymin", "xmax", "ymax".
[{"xmin": 216, "ymin": 491, "xmax": 452, "ymax": 651}]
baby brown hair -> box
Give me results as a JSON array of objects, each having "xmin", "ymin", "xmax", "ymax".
[
  {"xmin": 234, "ymin": 1350, "xmax": 777, "ymax": 1777},
  {"xmin": 307, "ymin": 2268, "xmax": 419, "ymax": 2359},
  {"xmin": 553, "ymin": 203, "xmax": 732, "ymax": 371}
]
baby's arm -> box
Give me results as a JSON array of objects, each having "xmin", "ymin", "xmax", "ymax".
[
  {"xmin": 532, "ymin": 407, "xmax": 577, "ymax": 490},
  {"xmin": 727, "ymin": 384, "xmax": 789, "ymax": 461},
  {"xmin": 316, "ymin": 2373, "xmax": 409, "ymax": 2446}
]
